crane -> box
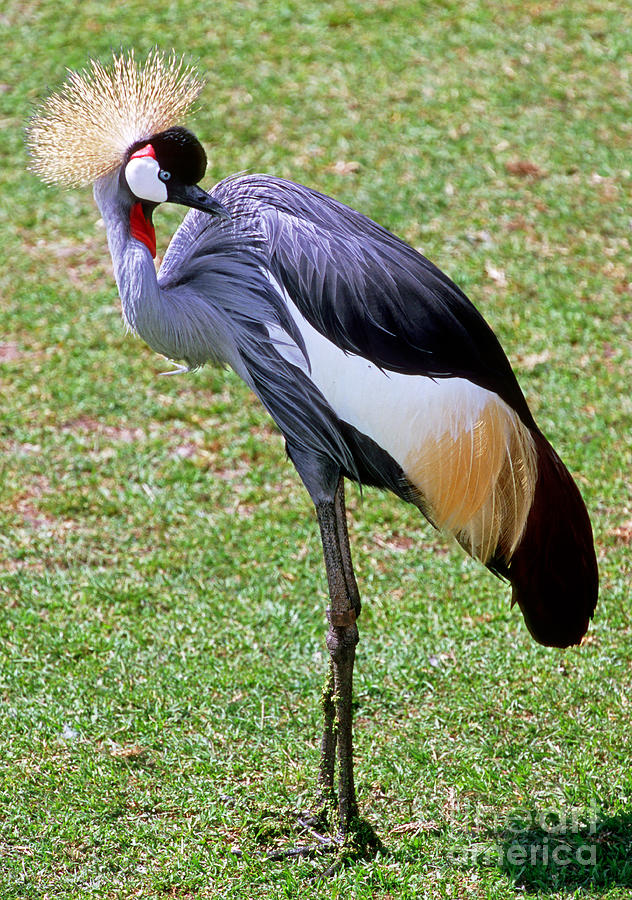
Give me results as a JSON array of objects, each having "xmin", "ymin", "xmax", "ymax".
[{"xmin": 28, "ymin": 51, "xmax": 598, "ymax": 851}]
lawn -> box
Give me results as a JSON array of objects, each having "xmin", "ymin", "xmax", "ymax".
[{"xmin": 1, "ymin": 1, "xmax": 631, "ymax": 897}]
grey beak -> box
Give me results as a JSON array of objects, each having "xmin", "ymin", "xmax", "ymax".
[{"xmin": 168, "ymin": 182, "xmax": 231, "ymax": 219}]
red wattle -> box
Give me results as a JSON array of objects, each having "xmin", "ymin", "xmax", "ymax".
[{"xmin": 129, "ymin": 202, "xmax": 157, "ymax": 258}]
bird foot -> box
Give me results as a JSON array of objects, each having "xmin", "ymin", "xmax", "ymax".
[
  {"xmin": 230, "ymin": 807, "xmax": 380, "ymax": 878},
  {"xmin": 264, "ymin": 808, "xmax": 382, "ymax": 879},
  {"xmin": 263, "ymin": 809, "xmax": 342, "ymax": 861},
  {"xmin": 261, "ymin": 823, "xmax": 348, "ymax": 881}
]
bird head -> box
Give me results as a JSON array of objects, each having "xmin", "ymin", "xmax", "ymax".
[
  {"xmin": 27, "ymin": 50, "xmax": 229, "ymax": 257},
  {"xmin": 122, "ymin": 126, "xmax": 230, "ymax": 256}
]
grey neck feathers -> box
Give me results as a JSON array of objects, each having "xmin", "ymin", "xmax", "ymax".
[{"xmin": 93, "ymin": 173, "xmax": 248, "ymax": 376}]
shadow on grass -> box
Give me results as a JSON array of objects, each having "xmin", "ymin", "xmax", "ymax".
[
  {"xmin": 388, "ymin": 806, "xmax": 632, "ymax": 895},
  {"xmin": 433, "ymin": 806, "xmax": 632, "ymax": 895},
  {"xmin": 493, "ymin": 809, "xmax": 632, "ymax": 895}
]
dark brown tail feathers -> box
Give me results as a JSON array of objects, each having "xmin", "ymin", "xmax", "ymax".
[{"xmin": 508, "ymin": 430, "xmax": 598, "ymax": 648}]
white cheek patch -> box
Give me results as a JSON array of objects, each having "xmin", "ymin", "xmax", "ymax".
[{"xmin": 124, "ymin": 156, "xmax": 168, "ymax": 203}]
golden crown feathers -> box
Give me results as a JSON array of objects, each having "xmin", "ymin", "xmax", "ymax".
[{"xmin": 28, "ymin": 49, "xmax": 204, "ymax": 187}]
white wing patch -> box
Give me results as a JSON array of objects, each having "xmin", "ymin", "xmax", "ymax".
[{"xmin": 266, "ymin": 270, "xmax": 537, "ymax": 564}]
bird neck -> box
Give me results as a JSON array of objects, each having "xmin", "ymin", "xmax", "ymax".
[
  {"xmin": 94, "ymin": 175, "xmax": 163, "ymax": 340},
  {"xmin": 93, "ymin": 173, "xmax": 248, "ymax": 374}
]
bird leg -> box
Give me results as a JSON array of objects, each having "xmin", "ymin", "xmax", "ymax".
[
  {"xmin": 275, "ymin": 451, "xmax": 378, "ymax": 868},
  {"xmin": 326, "ymin": 615, "xmax": 359, "ymax": 833},
  {"xmin": 333, "ymin": 476, "xmax": 362, "ymax": 619},
  {"xmin": 316, "ymin": 478, "xmax": 361, "ymax": 816},
  {"xmin": 315, "ymin": 477, "xmax": 360, "ymax": 836},
  {"xmin": 310, "ymin": 479, "xmax": 382, "ymax": 875},
  {"xmin": 316, "ymin": 661, "xmax": 337, "ymax": 811}
]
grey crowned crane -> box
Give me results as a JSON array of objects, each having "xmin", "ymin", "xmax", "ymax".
[{"xmin": 28, "ymin": 51, "xmax": 598, "ymax": 848}]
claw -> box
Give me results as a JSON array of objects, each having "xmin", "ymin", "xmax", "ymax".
[{"xmin": 159, "ymin": 360, "xmax": 191, "ymax": 375}]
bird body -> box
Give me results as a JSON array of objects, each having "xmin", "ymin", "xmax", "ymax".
[
  {"xmin": 28, "ymin": 52, "xmax": 598, "ymax": 847},
  {"xmin": 106, "ymin": 167, "xmax": 595, "ymax": 647}
]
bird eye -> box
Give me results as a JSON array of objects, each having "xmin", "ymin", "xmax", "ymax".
[{"xmin": 159, "ymin": 170, "xmax": 171, "ymax": 182}]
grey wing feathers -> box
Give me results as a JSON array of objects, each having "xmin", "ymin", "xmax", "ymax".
[
  {"xmin": 212, "ymin": 174, "xmax": 535, "ymax": 426},
  {"xmin": 156, "ymin": 189, "xmax": 359, "ymax": 475}
]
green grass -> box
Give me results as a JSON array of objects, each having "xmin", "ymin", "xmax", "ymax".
[{"xmin": 1, "ymin": 0, "xmax": 631, "ymax": 896}]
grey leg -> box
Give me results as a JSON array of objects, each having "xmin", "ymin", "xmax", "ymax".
[
  {"xmin": 317, "ymin": 661, "xmax": 336, "ymax": 807},
  {"xmin": 334, "ymin": 477, "xmax": 361, "ymax": 618},
  {"xmin": 316, "ymin": 480, "xmax": 360, "ymax": 834},
  {"xmin": 283, "ymin": 448, "xmax": 362, "ymax": 839},
  {"xmin": 327, "ymin": 619, "xmax": 359, "ymax": 831},
  {"xmin": 317, "ymin": 477, "xmax": 360, "ymax": 811}
]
